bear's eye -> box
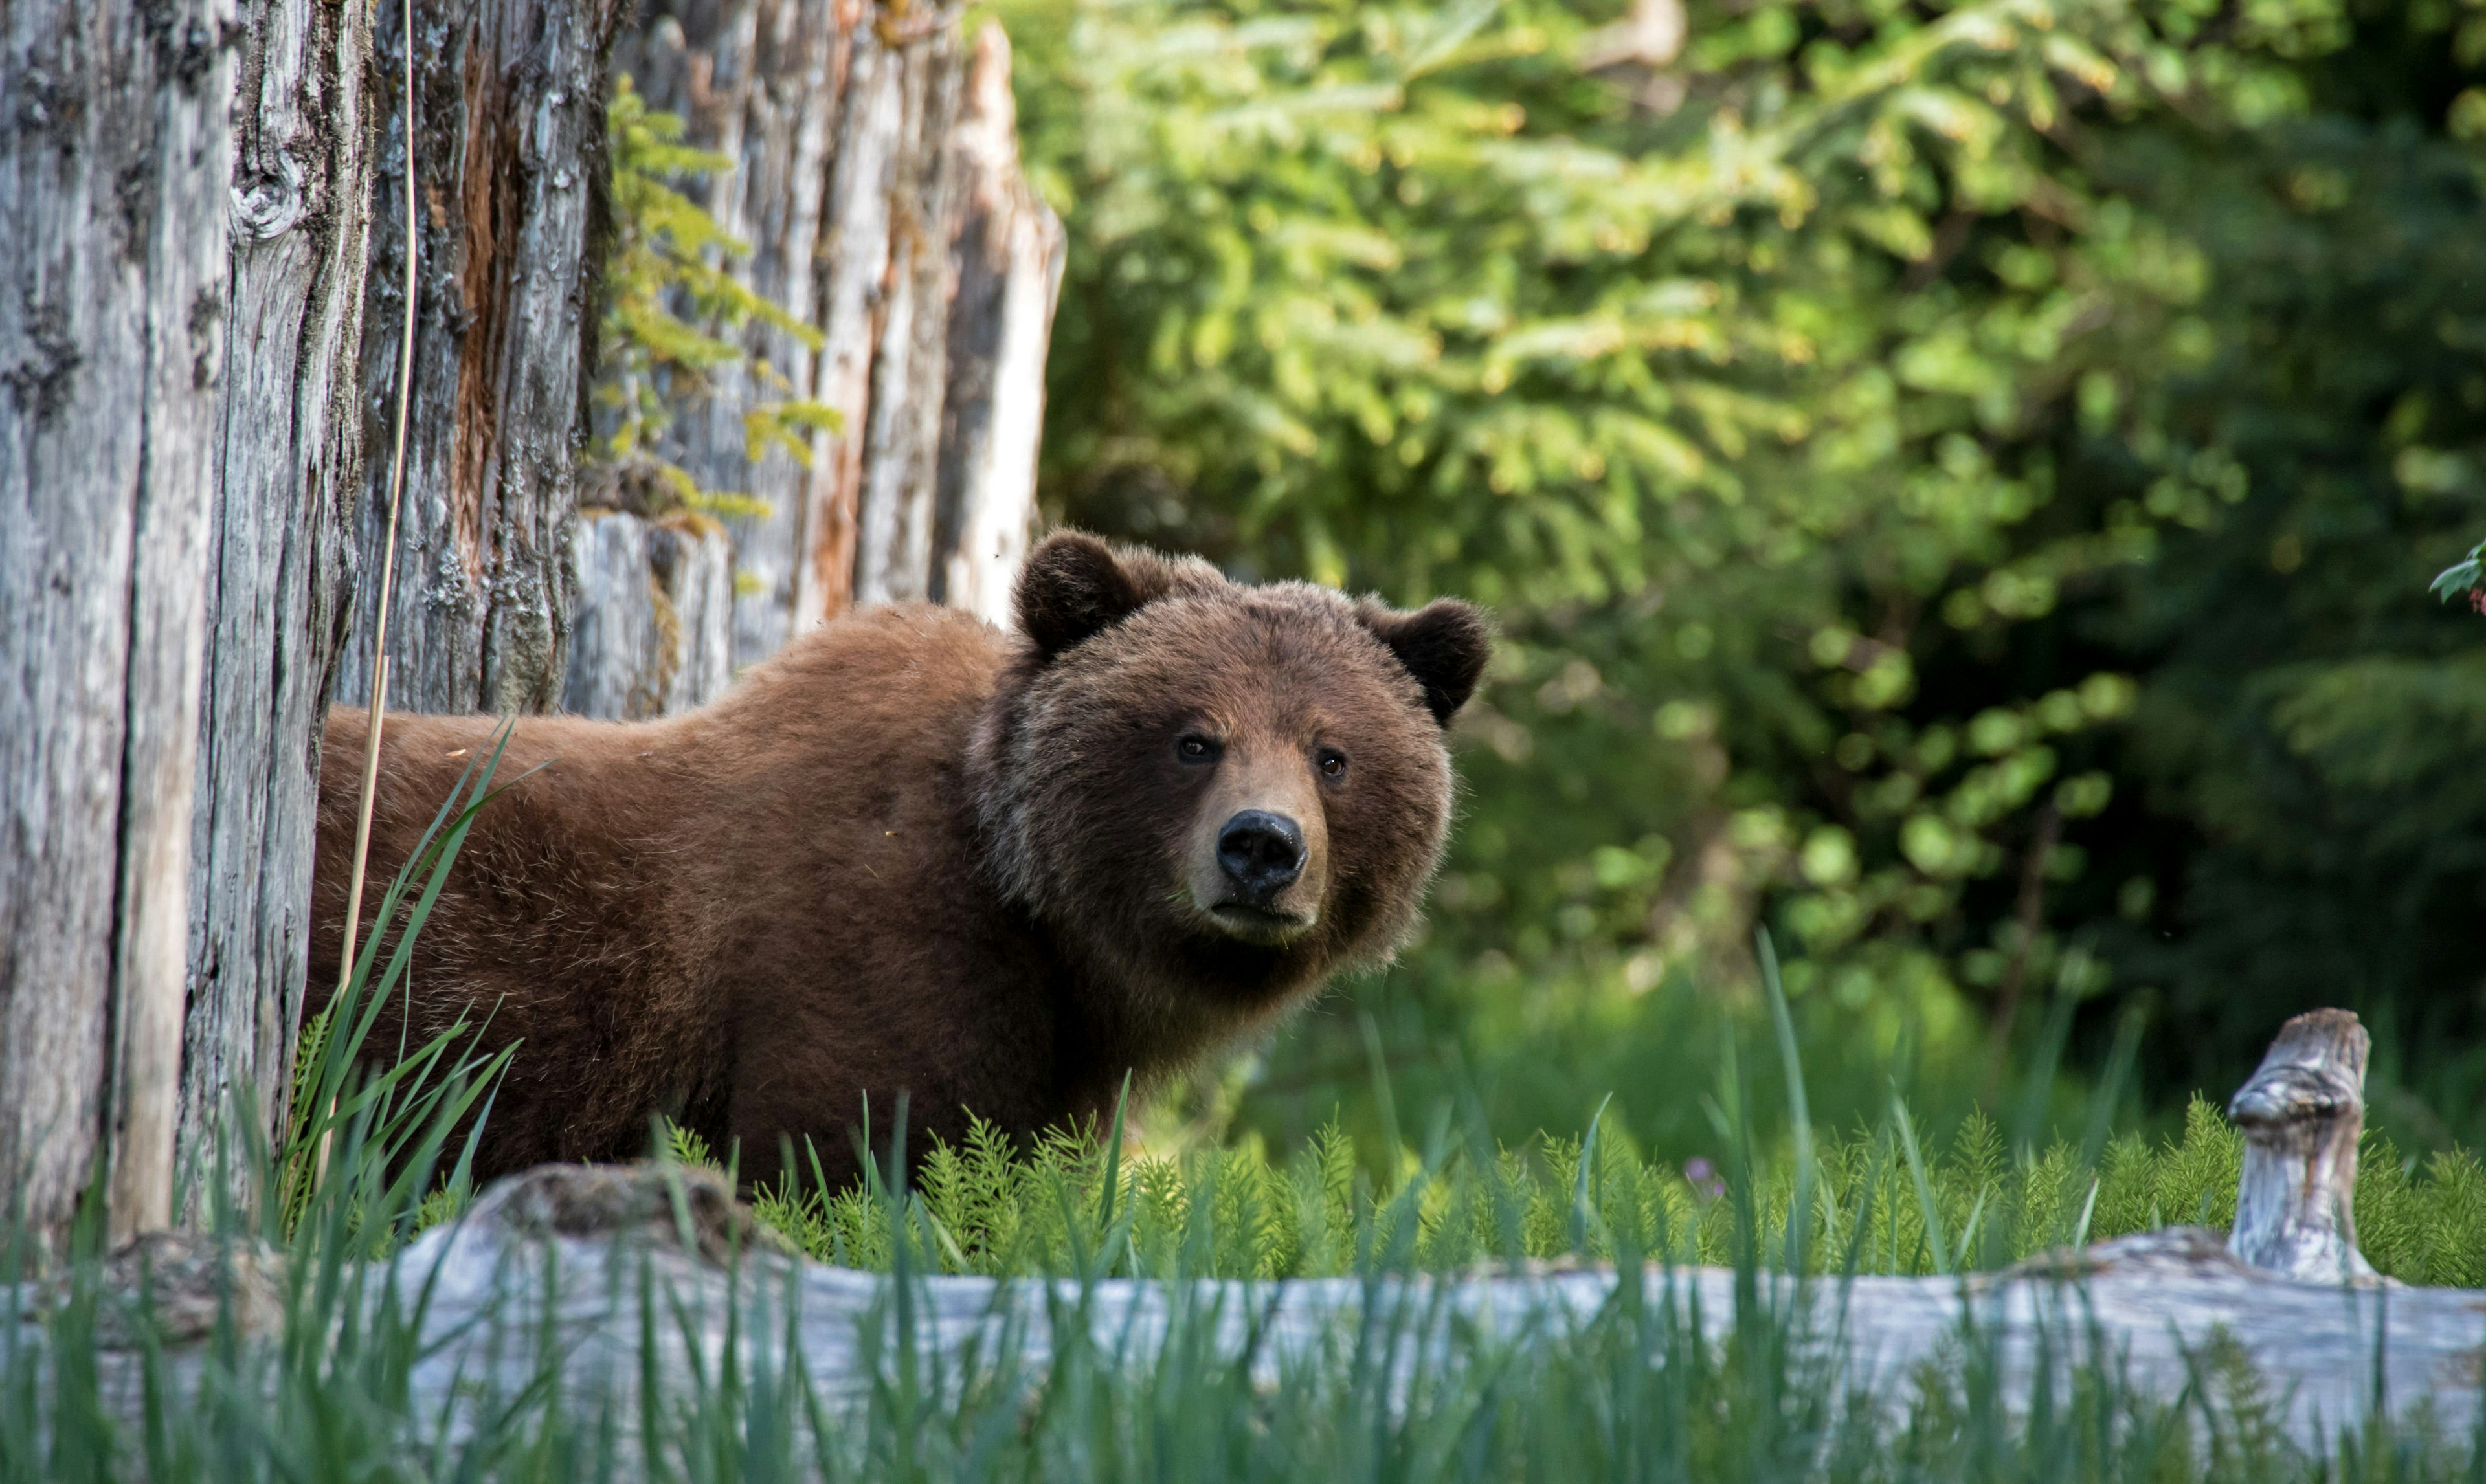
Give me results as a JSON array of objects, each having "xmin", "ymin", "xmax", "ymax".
[
  {"xmin": 1177, "ymin": 734, "xmax": 1220, "ymax": 764},
  {"xmin": 1317, "ymin": 748, "xmax": 1348, "ymax": 781}
]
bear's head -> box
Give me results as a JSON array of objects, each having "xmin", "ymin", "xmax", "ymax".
[{"xmin": 972, "ymin": 533, "xmax": 1491, "ymax": 1056}]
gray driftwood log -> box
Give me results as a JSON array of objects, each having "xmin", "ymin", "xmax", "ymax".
[
  {"xmin": 0, "ymin": 0, "xmax": 238, "ymax": 1254},
  {"xmin": 24, "ymin": 1009, "xmax": 2481, "ymax": 1451},
  {"xmin": 357, "ymin": 1186, "xmax": 2478, "ymax": 1451},
  {"xmin": 354, "ymin": 1011, "xmax": 2465, "ymax": 1452}
]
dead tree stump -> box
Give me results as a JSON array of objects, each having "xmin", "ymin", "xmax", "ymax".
[
  {"xmin": 183, "ymin": 0, "xmax": 377, "ymax": 1223},
  {"xmin": 2225, "ymin": 1007, "xmax": 2377, "ymax": 1283},
  {"xmin": 331, "ymin": 0, "xmax": 625, "ymax": 716}
]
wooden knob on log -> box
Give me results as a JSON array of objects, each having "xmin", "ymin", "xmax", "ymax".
[{"xmin": 2226, "ymin": 1008, "xmax": 2377, "ymax": 1283}]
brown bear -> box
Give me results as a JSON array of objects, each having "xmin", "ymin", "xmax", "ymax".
[{"xmin": 308, "ymin": 533, "xmax": 1490, "ymax": 1190}]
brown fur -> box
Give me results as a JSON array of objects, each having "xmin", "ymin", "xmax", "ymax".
[{"xmin": 308, "ymin": 533, "xmax": 1490, "ymax": 1190}]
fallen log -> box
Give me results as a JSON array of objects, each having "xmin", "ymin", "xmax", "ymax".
[
  {"xmin": 16, "ymin": 1010, "xmax": 2483, "ymax": 1455},
  {"xmin": 352, "ymin": 1164, "xmax": 2478, "ymax": 1452}
]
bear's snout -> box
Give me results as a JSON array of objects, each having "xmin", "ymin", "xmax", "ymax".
[
  {"xmin": 1216, "ymin": 810, "xmax": 1306, "ymax": 904},
  {"xmin": 1181, "ymin": 738, "xmax": 1329, "ymax": 944}
]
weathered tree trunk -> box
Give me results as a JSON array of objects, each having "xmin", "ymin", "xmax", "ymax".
[
  {"xmin": 179, "ymin": 0, "xmax": 375, "ymax": 1219},
  {"xmin": 612, "ymin": 1, "xmax": 847, "ymax": 673},
  {"xmin": 331, "ymin": 0, "xmax": 622, "ymax": 716},
  {"xmin": 776, "ymin": 10, "xmax": 943, "ymax": 634},
  {"xmin": 187, "ymin": 0, "xmax": 619, "ymax": 1217},
  {"xmin": 930, "ymin": 22, "xmax": 1064, "ymax": 627},
  {"xmin": 0, "ymin": 0, "xmax": 238, "ymax": 1252},
  {"xmin": 587, "ymin": 2, "xmax": 1061, "ymax": 705},
  {"xmin": 847, "ymin": 19, "xmax": 967, "ymax": 611}
]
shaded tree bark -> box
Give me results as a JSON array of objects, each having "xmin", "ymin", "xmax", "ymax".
[
  {"xmin": 0, "ymin": 0, "xmax": 238, "ymax": 1252},
  {"xmin": 179, "ymin": 0, "xmax": 374, "ymax": 1219},
  {"xmin": 5, "ymin": 0, "xmax": 633, "ymax": 1250},
  {"xmin": 190, "ymin": 0, "xmax": 623, "ymax": 1219},
  {"xmin": 563, "ymin": 509, "xmax": 733, "ymax": 718},
  {"xmin": 333, "ymin": 0, "xmax": 624, "ymax": 714}
]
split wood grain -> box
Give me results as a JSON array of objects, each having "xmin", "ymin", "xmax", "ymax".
[{"xmin": 0, "ymin": 0, "xmax": 237, "ymax": 1253}]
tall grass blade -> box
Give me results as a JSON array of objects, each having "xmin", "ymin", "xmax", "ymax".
[
  {"xmin": 1360, "ymin": 1009, "xmax": 1404, "ymax": 1178},
  {"xmin": 1760, "ymin": 928, "xmax": 1817, "ymax": 1275},
  {"xmin": 1571, "ymin": 1092, "xmax": 1614, "ymax": 1257},
  {"xmin": 1894, "ymin": 1089, "xmax": 1952, "ymax": 1276}
]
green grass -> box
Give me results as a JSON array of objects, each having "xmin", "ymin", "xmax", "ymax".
[{"xmin": 10, "ymin": 764, "xmax": 2486, "ymax": 1480}]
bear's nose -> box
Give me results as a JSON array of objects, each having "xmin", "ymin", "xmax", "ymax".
[{"xmin": 1216, "ymin": 810, "xmax": 1306, "ymax": 903}]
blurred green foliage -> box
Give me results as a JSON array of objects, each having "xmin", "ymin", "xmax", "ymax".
[{"xmin": 993, "ymin": 0, "xmax": 2486, "ymax": 1153}]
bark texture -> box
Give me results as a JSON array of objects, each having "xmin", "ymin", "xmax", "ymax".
[
  {"xmin": 181, "ymin": 0, "xmax": 375, "ymax": 1217},
  {"xmin": 333, "ymin": 0, "xmax": 624, "ymax": 715},
  {"xmin": 0, "ymin": 0, "xmax": 238, "ymax": 1250},
  {"xmin": 611, "ymin": 1, "xmax": 847, "ymax": 671},
  {"xmin": 563, "ymin": 508, "xmax": 734, "ymax": 718},
  {"xmin": 847, "ymin": 16, "xmax": 967, "ymax": 613},
  {"xmin": 587, "ymin": 2, "xmax": 1061, "ymax": 703}
]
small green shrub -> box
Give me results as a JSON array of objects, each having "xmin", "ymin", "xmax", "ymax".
[{"xmin": 588, "ymin": 77, "xmax": 841, "ymax": 522}]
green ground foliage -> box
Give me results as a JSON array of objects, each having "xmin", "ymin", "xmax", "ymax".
[
  {"xmin": 664, "ymin": 941, "xmax": 2486, "ymax": 1285},
  {"xmin": 715, "ymin": 1095, "xmax": 2486, "ymax": 1285},
  {"xmin": 992, "ymin": 0, "xmax": 2486, "ymax": 1153}
]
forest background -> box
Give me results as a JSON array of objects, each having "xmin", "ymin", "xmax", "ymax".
[{"xmin": 911, "ymin": 0, "xmax": 2486, "ymax": 1163}]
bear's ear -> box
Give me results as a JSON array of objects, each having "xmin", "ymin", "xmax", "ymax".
[
  {"xmin": 1361, "ymin": 598, "xmax": 1492, "ymax": 727},
  {"xmin": 1015, "ymin": 532, "xmax": 1156, "ymax": 658}
]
